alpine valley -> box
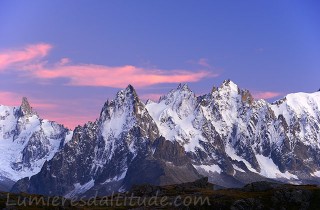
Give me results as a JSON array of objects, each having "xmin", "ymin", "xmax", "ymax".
[{"xmin": 2, "ymin": 80, "xmax": 320, "ymax": 198}]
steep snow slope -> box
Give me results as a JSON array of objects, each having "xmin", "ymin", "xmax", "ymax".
[{"xmin": 271, "ymin": 92, "xmax": 320, "ymax": 148}]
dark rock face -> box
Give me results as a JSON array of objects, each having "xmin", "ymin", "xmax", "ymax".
[
  {"xmin": 123, "ymin": 137, "xmax": 201, "ymax": 190},
  {"xmin": 152, "ymin": 137, "xmax": 190, "ymax": 166}
]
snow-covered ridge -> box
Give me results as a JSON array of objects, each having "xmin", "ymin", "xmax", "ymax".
[
  {"xmin": 145, "ymin": 80, "xmax": 320, "ymax": 180},
  {"xmin": 5, "ymin": 81, "xmax": 320, "ymax": 197},
  {"xmin": 272, "ymin": 91, "xmax": 320, "ymax": 120}
]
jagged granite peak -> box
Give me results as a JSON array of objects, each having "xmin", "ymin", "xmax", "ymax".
[
  {"xmin": 0, "ymin": 101, "xmax": 71, "ymax": 191},
  {"xmin": 126, "ymin": 84, "xmax": 136, "ymax": 93},
  {"xmin": 221, "ymin": 79, "xmax": 236, "ymax": 86},
  {"xmin": 156, "ymin": 84, "xmax": 193, "ymax": 103},
  {"xmin": 115, "ymin": 84, "xmax": 139, "ymax": 102},
  {"xmin": 100, "ymin": 84, "xmax": 141, "ymax": 122},
  {"xmin": 177, "ymin": 83, "xmax": 191, "ymax": 91},
  {"xmin": 146, "ymin": 84, "xmax": 201, "ymax": 151},
  {"xmin": 239, "ymin": 89, "xmax": 254, "ymax": 105},
  {"xmin": 99, "ymin": 84, "xmax": 159, "ymax": 141},
  {"xmin": 19, "ymin": 97, "xmax": 36, "ymax": 117}
]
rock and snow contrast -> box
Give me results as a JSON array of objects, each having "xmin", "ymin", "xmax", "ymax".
[
  {"xmin": 6, "ymin": 80, "xmax": 320, "ymax": 198},
  {"xmin": 0, "ymin": 97, "xmax": 71, "ymax": 191}
]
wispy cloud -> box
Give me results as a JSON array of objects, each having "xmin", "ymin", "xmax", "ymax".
[
  {"xmin": 0, "ymin": 43, "xmax": 52, "ymax": 70},
  {"xmin": 25, "ymin": 63, "xmax": 215, "ymax": 88},
  {"xmin": 59, "ymin": 57, "xmax": 70, "ymax": 65},
  {"xmin": 0, "ymin": 43, "xmax": 221, "ymax": 128},
  {"xmin": 0, "ymin": 43, "xmax": 218, "ymax": 88},
  {"xmin": 252, "ymin": 91, "xmax": 282, "ymax": 100},
  {"xmin": 198, "ymin": 58, "xmax": 211, "ymax": 68}
]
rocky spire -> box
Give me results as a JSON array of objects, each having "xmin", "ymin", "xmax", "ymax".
[
  {"xmin": 177, "ymin": 83, "xmax": 191, "ymax": 92},
  {"xmin": 114, "ymin": 84, "xmax": 139, "ymax": 102},
  {"xmin": 20, "ymin": 97, "xmax": 36, "ymax": 116},
  {"xmin": 99, "ymin": 84, "xmax": 142, "ymax": 122}
]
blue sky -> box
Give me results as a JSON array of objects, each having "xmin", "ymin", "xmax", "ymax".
[{"xmin": 0, "ymin": 0, "xmax": 319, "ymax": 128}]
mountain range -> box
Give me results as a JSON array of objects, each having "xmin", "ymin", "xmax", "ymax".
[{"xmin": 1, "ymin": 80, "xmax": 320, "ymax": 198}]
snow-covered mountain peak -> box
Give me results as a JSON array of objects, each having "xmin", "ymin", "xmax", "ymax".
[
  {"xmin": 156, "ymin": 83, "xmax": 197, "ymax": 117},
  {"xmin": 0, "ymin": 101, "xmax": 70, "ymax": 184},
  {"xmin": 99, "ymin": 84, "xmax": 159, "ymax": 141},
  {"xmin": 146, "ymin": 84, "xmax": 202, "ymax": 151},
  {"xmin": 160, "ymin": 83, "xmax": 195, "ymax": 104},
  {"xmin": 221, "ymin": 79, "xmax": 238, "ymax": 89},
  {"xmin": 100, "ymin": 85, "xmax": 143, "ymax": 119},
  {"xmin": 100, "ymin": 85, "xmax": 142, "ymax": 121},
  {"xmin": 113, "ymin": 84, "xmax": 139, "ymax": 105},
  {"xmin": 218, "ymin": 79, "xmax": 239, "ymax": 96}
]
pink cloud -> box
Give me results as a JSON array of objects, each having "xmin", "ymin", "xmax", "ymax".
[
  {"xmin": 0, "ymin": 43, "xmax": 52, "ymax": 70},
  {"xmin": 23, "ymin": 60, "xmax": 217, "ymax": 89},
  {"xmin": 252, "ymin": 91, "xmax": 282, "ymax": 100},
  {"xmin": 0, "ymin": 91, "xmax": 21, "ymax": 106},
  {"xmin": 0, "ymin": 43, "xmax": 221, "ymax": 128},
  {"xmin": 0, "ymin": 43, "xmax": 218, "ymax": 88}
]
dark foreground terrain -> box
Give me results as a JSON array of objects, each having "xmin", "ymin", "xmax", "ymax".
[{"xmin": 1, "ymin": 177, "xmax": 320, "ymax": 210}]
